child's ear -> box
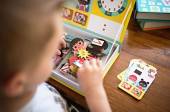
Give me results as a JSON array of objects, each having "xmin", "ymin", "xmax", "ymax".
[{"xmin": 4, "ymin": 72, "xmax": 26, "ymax": 97}]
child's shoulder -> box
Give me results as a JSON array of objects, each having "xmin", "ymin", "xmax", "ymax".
[{"xmin": 19, "ymin": 83, "xmax": 67, "ymax": 112}]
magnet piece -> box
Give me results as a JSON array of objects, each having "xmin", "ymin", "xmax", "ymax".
[
  {"xmin": 134, "ymin": 69, "xmax": 142, "ymax": 75},
  {"xmin": 69, "ymin": 56, "xmax": 79, "ymax": 65},
  {"xmin": 77, "ymin": 58, "xmax": 85, "ymax": 64},
  {"xmin": 121, "ymin": 82, "xmax": 132, "ymax": 90},
  {"xmin": 92, "ymin": 38, "xmax": 104, "ymax": 46},
  {"xmin": 137, "ymin": 63, "xmax": 145, "ymax": 70},
  {"xmin": 148, "ymin": 68, "xmax": 156, "ymax": 78},
  {"xmin": 139, "ymin": 79, "xmax": 149, "ymax": 88},
  {"xmin": 77, "ymin": 49, "xmax": 90, "ymax": 59},
  {"xmin": 87, "ymin": 38, "xmax": 108, "ymax": 57},
  {"xmin": 60, "ymin": 63, "xmax": 70, "ymax": 74},
  {"xmin": 131, "ymin": 87, "xmax": 142, "ymax": 97},
  {"xmin": 70, "ymin": 60, "xmax": 84, "ymax": 76},
  {"xmin": 73, "ymin": 12, "xmax": 88, "ymax": 26},
  {"xmin": 74, "ymin": 60, "xmax": 82, "ymax": 68},
  {"xmin": 77, "ymin": 0, "xmax": 90, "ymax": 12},
  {"xmin": 63, "ymin": 7, "xmax": 74, "ymax": 20},
  {"xmin": 70, "ymin": 38, "xmax": 84, "ymax": 51},
  {"xmin": 70, "ymin": 65, "xmax": 78, "ymax": 76},
  {"xmin": 69, "ymin": 55, "xmax": 85, "ymax": 66},
  {"xmin": 128, "ymin": 75, "xmax": 137, "ymax": 83}
]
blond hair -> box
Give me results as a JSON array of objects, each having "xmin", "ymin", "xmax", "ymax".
[{"xmin": 0, "ymin": 0, "xmax": 63, "ymax": 83}]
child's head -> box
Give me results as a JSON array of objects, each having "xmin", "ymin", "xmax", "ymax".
[{"xmin": 0, "ymin": 0, "xmax": 66, "ymax": 97}]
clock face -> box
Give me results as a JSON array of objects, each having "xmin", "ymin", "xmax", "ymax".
[{"xmin": 98, "ymin": 0, "xmax": 127, "ymax": 16}]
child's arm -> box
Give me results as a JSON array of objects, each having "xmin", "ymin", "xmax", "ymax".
[{"xmin": 77, "ymin": 59, "xmax": 112, "ymax": 112}]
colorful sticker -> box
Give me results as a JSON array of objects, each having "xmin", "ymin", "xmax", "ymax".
[
  {"xmin": 128, "ymin": 74, "xmax": 138, "ymax": 85},
  {"xmin": 118, "ymin": 59, "xmax": 157, "ymax": 100},
  {"xmin": 77, "ymin": 49, "xmax": 90, "ymax": 59},
  {"xmin": 63, "ymin": 7, "xmax": 74, "ymax": 20},
  {"xmin": 121, "ymin": 82, "xmax": 132, "ymax": 90},
  {"xmin": 73, "ymin": 12, "xmax": 88, "ymax": 26},
  {"xmin": 92, "ymin": 38, "xmax": 105, "ymax": 46},
  {"xmin": 76, "ymin": 0, "xmax": 91, "ymax": 12},
  {"xmin": 131, "ymin": 87, "xmax": 142, "ymax": 97}
]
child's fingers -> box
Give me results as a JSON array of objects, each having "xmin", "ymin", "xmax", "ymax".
[
  {"xmin": 78, "ymin": 60, "xmax": 88, "ymax": 69},
  {"xmin": 56, "ymin": 49, "xmax": 61, "ymax": 55},
  {"xmin": 89, "ymin": 59, "xmax": 98, "ymax": 68},
  {"xmin": 96, "ymin": 59, "xmax": 102, "ymax": 67},
  {"xmin": 77, "ymin": 60, "xmax": 89, "ymax": 75},
  {"xmin": 89, "ymin": 59, "xmax": 96, "ymax": 64},
  {"xmin": 83, "ymin": 60, "xmax": 90, "ymax": 67},
  {"xmin": 60, "ymin": 38, "xmax": 67, "ymax": 48},
  {"xmin": 89, "ymin": 59, "xmax": 102, "ymax": 68}
]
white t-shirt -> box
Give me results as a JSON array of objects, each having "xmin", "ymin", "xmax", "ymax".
[{"xmin": 19, "ymin": 83, "xmax": 68, "ymax": 112}]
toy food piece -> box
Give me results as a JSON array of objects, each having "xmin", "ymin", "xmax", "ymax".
[{"xmin": 87, "ymin": 38, "xmax": 108, "ymax": 57}]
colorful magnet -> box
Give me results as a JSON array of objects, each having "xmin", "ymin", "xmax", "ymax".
[
  {"xmin": 87, "ymin": 38, "xmax": 108, "ymax": 57},
  {"xmin": 134, "ymin": 69, "xmax": 142, "ymax": 75},
  {"xmin": 92, "ymin": 38, "xmax": 105, "ymax": 46},
  {"xmin": 129, "ymin": 75, "xmax": 137, "ymax": 81},
  {"xmin": 73, "ymin": 12, "xmax": 88, "ymax": 26},
  {"xmin": 63, "ymin": 7, "xmax": 74, "ymax": 20},
  {"xmin": 60, "ymin": 63, "xmax": 70, "ymax": 74},
  {"xmin": 77, "ymin": 49, "xmax": 90, "ymax": 59},
  {"xmin": 139, "ymin": 79, "xmax": 149, "ymax": 88},
  {"xmin": 121, "ymin": 82, "xmax": 132, "ymax": 90},
  {"xmin": 70, "ymin": 38, "xmax": 85, "ymax": 52},
  {"xmin": 77, "ymin": 0, "xmax": 91, "ymax": 12},
  {"xmin": 131, "ymin": 87, "xmax": 142, "ymax": 97},
  {"xmin": 69, "ymin": 56, "xmax": 79, "ymax": 65},
  {"xmin": 70, "ymin": 65, "xmax": 78, "ymax": 76}
]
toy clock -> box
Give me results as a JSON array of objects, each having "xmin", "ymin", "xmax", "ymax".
[{"xmin": 98, "ymin": 0, "xmax": 128, "ymax": 16}]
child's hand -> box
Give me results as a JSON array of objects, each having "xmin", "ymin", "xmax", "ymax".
[
  {"xmin": 56, "ymin": 37, "xmax": 66, "ymax": 55},
  {"xmin": 77, "ymin": 59, "xmax": 103, "ymax": 93},
  {"xmin": 77, "ymin": 59, "xmax": 112, "ymax": 112}
]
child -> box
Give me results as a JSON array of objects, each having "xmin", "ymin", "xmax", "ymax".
[{"xmin": 0, "ymin": 0, "xmax": 111, "ymax": 112}]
